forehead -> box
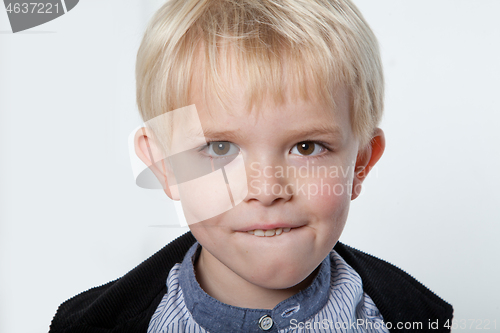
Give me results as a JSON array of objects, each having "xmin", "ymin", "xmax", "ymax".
[
  {"xmin": 189, "ymin": 52, "xmax": 351, "ymax": 132},
  {"xmin": 186, "ymin": 73, "xmax": 352, "ymax": 144}
]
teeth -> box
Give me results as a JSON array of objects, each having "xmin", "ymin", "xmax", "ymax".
[
  {"xmin": 264, "ymin": 229, "xmax": 275, "ymax": 236},
  {"xmin": 246, "ymin": 227, "xmax": 291, "ymax": 237},
  {"xmin": 254, "ymin": 229, "xmax": 265, "ymax": 237}
]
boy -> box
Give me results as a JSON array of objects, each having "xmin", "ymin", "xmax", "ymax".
[{"xmin": 49, "ymin": 0, "xmax": 453, "ymax": 332}]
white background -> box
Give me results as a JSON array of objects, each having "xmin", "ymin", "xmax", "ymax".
[{"xmin": 1, "ymin": 1, "xmax": 499, "ymax": 332}]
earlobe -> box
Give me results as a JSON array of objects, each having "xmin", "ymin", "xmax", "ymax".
[
  {"xmin": 134, "ymin": 127, "xmax": 180, "ymax": 201},
  {"xmin": 351, "ymin": 128, "xmax": 386, "ymax": 200}
]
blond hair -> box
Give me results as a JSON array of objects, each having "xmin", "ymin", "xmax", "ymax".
[{"xmin": 136, "ymin": 0, "xmax": 384, "ymax": 150}]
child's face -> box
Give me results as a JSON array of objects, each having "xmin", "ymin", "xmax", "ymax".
[{"xmin": 176, "ymin": 71, "xmax": 362, "ymax": 291}]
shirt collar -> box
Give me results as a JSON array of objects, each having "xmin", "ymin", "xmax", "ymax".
[{"xmin": 178, "ymin": 242, "xmax": 331, "ymax": 333}]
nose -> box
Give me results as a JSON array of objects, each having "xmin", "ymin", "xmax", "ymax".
[{"xmin": 245, "ymin": 160, "xmax": 293, "ymax": 206}]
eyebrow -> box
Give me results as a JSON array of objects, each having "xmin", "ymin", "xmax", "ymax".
[
  {"xmin": 284, "ymin": 124, "xmax": 344, "ymax": 141},
  {"xmin": 199, "ymin": 128, "xmax": 245, "ymax": 141},
  {"xmin": 190, "ymin": 124, "xmax": 344, "ymax": 142},
  {"xmin": 183, "ymin": 127, "xmax": 244, "ymax": 142}
]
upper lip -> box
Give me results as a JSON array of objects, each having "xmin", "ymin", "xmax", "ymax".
[{"xmin": 239, "ymin": 223, "xmax": 303, "ymax": 232}]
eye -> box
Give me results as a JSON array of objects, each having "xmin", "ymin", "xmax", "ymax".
[
  {"xmin": 205, "ymin": 141, "xmax": 240, "ymax": 157},
  {"xmin": 290, "ymin": 141, "xmax": 325, "ymax": 156}
]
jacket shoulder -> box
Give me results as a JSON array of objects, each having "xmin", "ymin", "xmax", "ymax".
[
  {"xmin": 49, "ymin": 232, "xmax": 197, "ymax": 333},
  {"xmin": 334, "ymin": 242, "xmax": 453, "ymax": 332}
]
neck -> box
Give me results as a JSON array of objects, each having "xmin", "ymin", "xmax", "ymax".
[{"xmin": 194, "ymin": 246, "xmax": 319, "ymax": 309}]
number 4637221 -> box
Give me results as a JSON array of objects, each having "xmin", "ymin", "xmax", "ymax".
[{"xmin": 6, "ymin": 3, "xmax": 60, "ymax": 14}]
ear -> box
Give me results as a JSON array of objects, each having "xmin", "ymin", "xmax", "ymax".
[
  {"xmin": 351, "ymin": 128, "xmax": 385, "ymax": 200},
  {"xmin": 134, "ymin": 127, "xmax": 180, "ymax": 200}
]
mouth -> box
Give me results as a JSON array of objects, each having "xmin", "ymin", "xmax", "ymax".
[{"xmin": 245, "ymin": 226, "xmax": 299, "ymax": 237}]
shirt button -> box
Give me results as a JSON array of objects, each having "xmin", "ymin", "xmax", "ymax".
[{"xmin": 258, "ymin": 315, "xmax": 273, "ymax": 331}]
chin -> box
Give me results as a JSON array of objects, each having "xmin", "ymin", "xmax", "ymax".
[{"xmin": 241, "ymin": 262, "xmax": 315, "ymax": 290}]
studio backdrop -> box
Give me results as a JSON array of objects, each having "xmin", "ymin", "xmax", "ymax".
[{"xmin": 0, "ymin": 1, "xmax": 499, "ymax": 332}]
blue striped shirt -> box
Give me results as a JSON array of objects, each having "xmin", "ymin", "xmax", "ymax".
[{"xmin": 148, "ymin": 243, "xmax": 389, "ymax": 333}]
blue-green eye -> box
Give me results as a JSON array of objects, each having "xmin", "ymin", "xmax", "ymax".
[
  {"xmin": 206, "ymin": 141, "xmax": 240, "ymax": 157},
  {"xmin": 290, "ymin": 142, "xmax": 325, "ymax": 156}
]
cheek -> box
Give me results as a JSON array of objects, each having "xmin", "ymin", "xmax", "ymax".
[
  {"xmin": 177, "ymin": 170, "xmax": 233, "ymax": 225},
  {"xmin": 301, "ymin": 174, "xmax": 351, "ymax": 219},
  {"xmin": 188, "ymin": 215, "xmax": 224, "ymax": 248}
]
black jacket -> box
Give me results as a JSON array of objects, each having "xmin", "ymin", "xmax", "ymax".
[{"xmin": 49, "ymin": 232, "xmax": 453, "ymax": 332}]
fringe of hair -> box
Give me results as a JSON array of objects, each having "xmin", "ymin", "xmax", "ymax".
[{"xmin": 136, "ymin": 0, "xmax": 384, "ymax": 150}]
